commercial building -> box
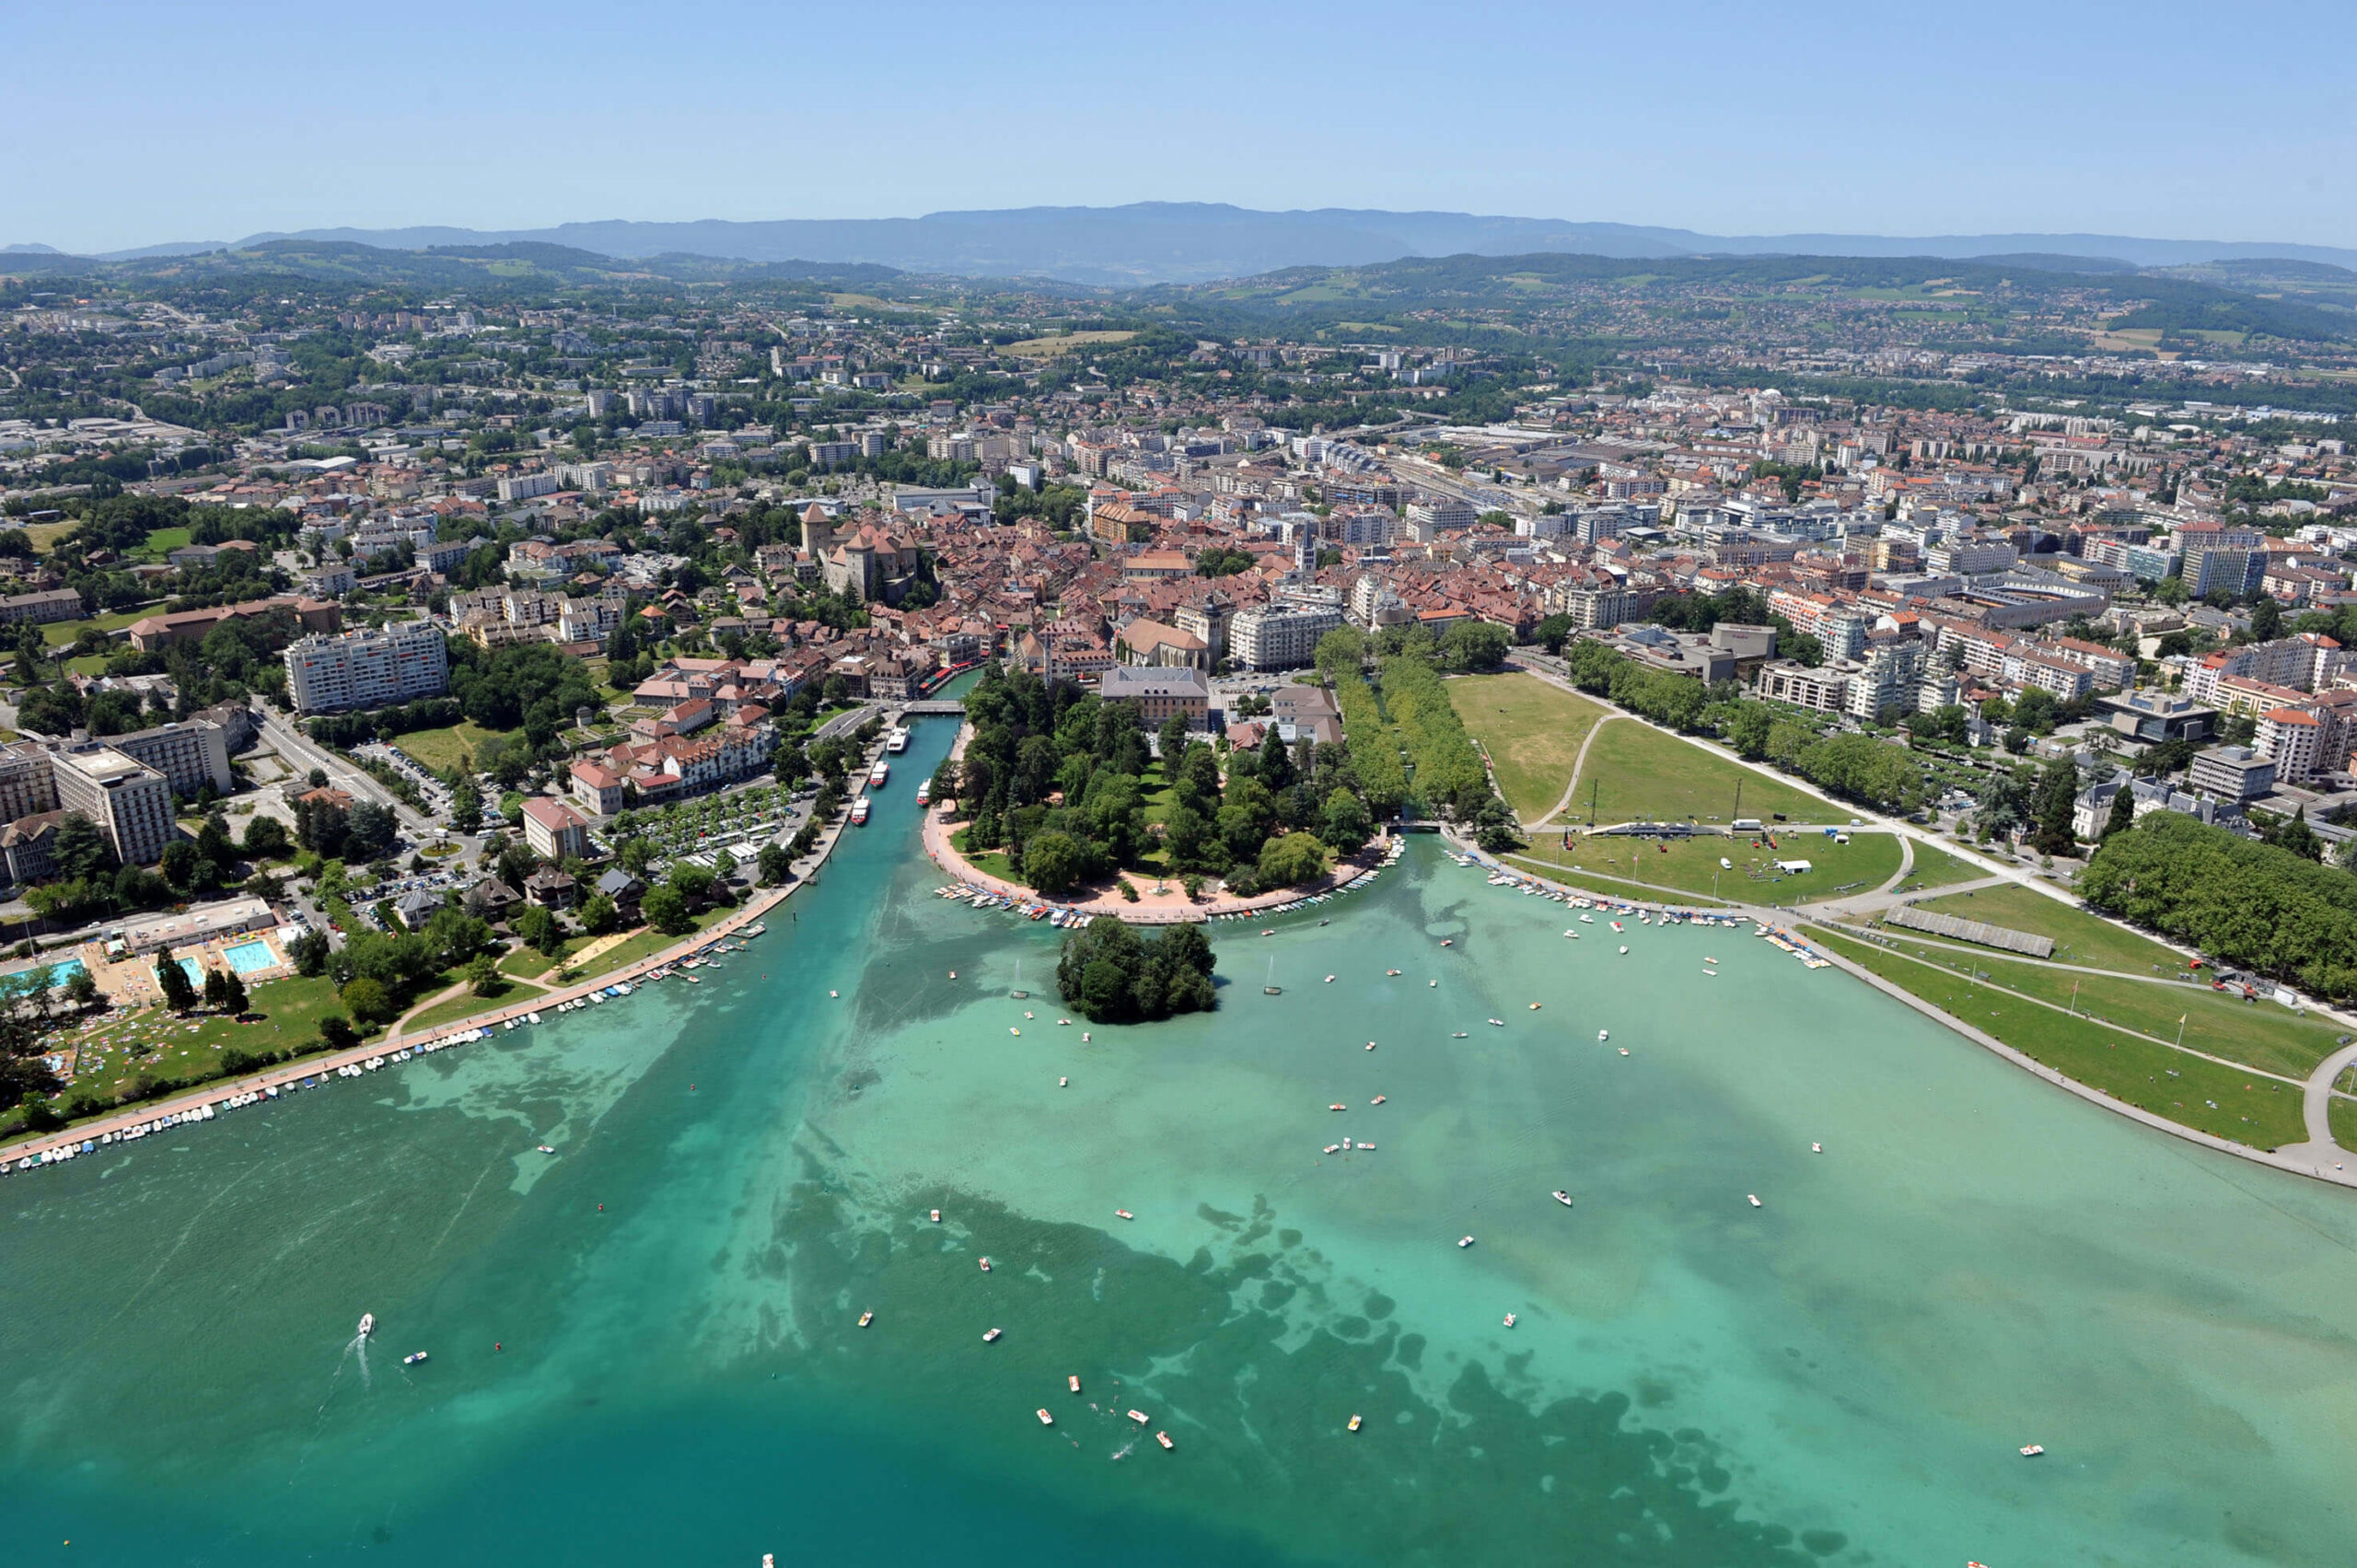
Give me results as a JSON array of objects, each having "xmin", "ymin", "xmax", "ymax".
[
  {"xmin": 284, "ymin": 621, "xmax": 450, "ymax": 713},
  {"xmin": 52, "ymin": 744, "xmax": 176, "ymax": 865},
  {"xmin": 2189, "ymin": 745, "xmax": 2276, "ymax": 805},
  {"xmin": 1228, "ymin": 603, "xmax": 1342, "ymax": 671},
  {"xmin": 109, "ymin": 896, "xmax": 276, "ymax": 958}
]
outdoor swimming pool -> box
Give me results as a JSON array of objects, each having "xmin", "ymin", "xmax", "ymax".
[
  {"xmin": 222, "ymin": 940, "xmax": 278, "ymax": 976},
  {"xmin": 0, "ymin": 957, "xmax": 86, "ymax": 995}
]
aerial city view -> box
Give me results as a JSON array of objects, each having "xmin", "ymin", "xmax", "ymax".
[{"xmin": 7, "ymin": 4, "xmax": 2357, "ymax": 1564}]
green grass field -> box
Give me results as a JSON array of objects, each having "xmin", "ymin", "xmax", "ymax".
[
  {"xmin": 1886, "ymin": 841, "xmax": 1991, "ymax": 895},
  {"xmin": 1859, "ymin": 931, "xmax": 2338, "ymax": 1079},
  {"xmin": 1911, "ymin": 883, "xmax": 2185, "ymax": 976},
  {"xmin": 1497, "ymin": 852, "xmax": 1735, "ymax": 907},
  {"xmin": 1570, "ymin": 719, "xmax": 1828, "ymax": 828},
  {"xmin": 1510, "ymin": 828, "xmax": 1898, "ymax": 904},
  {"xmin": 392, "ymin": 721, "xmax": 517, "ymax": 775},
  {"xmin": 401, "ymin": 977, "xmax": 550, "ymax": 1036},
  {"xmin": 1812, "ymin": 928, "xmax": 2307, "ymax": 1149},
  {"xmin": 40, "ymin": 608, "xmax": 152, "ymax": 647},
  {"xmin": 1446, "ymin": 672, "xmax": 1609, "ymax": 821},
  {"xmin": 2330, "ymin": 1097, "xmax": 2357, "ymax": 1154},
  {"xmin": 138, "ymin": 526, "xmax": 194, "ymax": 559}
]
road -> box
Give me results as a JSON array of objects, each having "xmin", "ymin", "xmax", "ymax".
[{"xmin": 256, "ymin": 706, "xmax": 439, "ymax": 838}]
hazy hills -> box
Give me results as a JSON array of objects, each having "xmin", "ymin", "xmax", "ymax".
[{"xmin": 13, "ymin": 203, "xmax": 2357, "ymax": 286}]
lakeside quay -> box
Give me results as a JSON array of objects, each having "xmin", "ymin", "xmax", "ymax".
[
  {"xmin": 0, "ymin": 721, "xmax": 889, "ymax": 1172},
  {"xmin": 1449, "ymin": 829, "xmax": 2357, "ymax": 1195}
]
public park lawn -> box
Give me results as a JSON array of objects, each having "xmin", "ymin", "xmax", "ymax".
[
  {"xmin": 1512, "ymin": 828, "xmax": 1899, "ymax": 904},
  {"xmin": 402, "ymin": 977, "xmax": 550, "ymax": 1036},
  {"xmin": 1911, "ymin": 883, "xmax": 2185, "ymax": 976},
  {"xmin": 1887, "ymin": 841, "xmax": 1990, "ymax": 894},
  {"xmin": 1859, "ymin": 934, "xmax": 2338, "ymax": 1079},
  {"xmin": 560, "ymin": 907, "xmax": 733, "ymax": 982},
  {"xmin": 500, "ymin": 938, "xmax": 590, "ymax": 981},
  {"xmin": 1811, "ymin": 928, "xmax": 2308, "ymax": 1150},
  {"xmin": 0, "ymin": 972, "xmax": 352, "ymax": 1136},
  {"xmin": 2330, "ymin": 1097, "xmax": 2357, "ymax": 1154},
  {"xmin": 1571, "ymin": 719, "xmax": 1827, "ymax": 828},
  {"xmin": 1446, "ymin": 672, "xmax": 1609, "ymax": 821},
  {"xmin": 395, "ymin": 721, "xmax": 517, "ymax": 774}
]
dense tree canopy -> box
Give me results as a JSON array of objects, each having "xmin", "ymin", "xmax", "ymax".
[
  {"xmin": 2082, "ymin": 813, "xmax": 2357, "ymax": 998},
  {"xmin": 1054, "ymin": 917, "xmax": 1217, "ymax": 1023}
]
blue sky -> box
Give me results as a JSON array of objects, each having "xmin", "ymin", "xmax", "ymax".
[{"xmin": 13, "ymin": 0, "xmax": 2356, "ymax": 253}]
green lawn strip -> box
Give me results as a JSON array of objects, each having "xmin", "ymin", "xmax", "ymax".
[
  {"xmin": 1849, "ymin": 923, "xmax": 2336, "ymax": 1078},
  {"xmin": 391, "ymin": 721, "xmax": 518, "ymax": 775},
  {"xmin": 2330, "ymin": 1097, "xmax": 2357, "ymax": 1154},
  {"xmin": 1509, "ymin": 830, "xmax": 1896, "ymax": 904},
  {"xmin": 559, "ymin": 907, "xmax": 734, "ymax": 983},
  {"xmin": 1446, "ymin": 671, "xmax": 1609, "ymax": 821},
  {"xmin": 401, "ymin": 977, "xmax": 550, "ymax": 1036},
  {"xmin": 40, "ymin": 608, "xmax": 154, "ymax": 646},
  {"xmin": 138, "ymin": 526, "xmax": 194, "ymax": 559},
  {"xmin": 1810, "ymin": 927, "xmax": 2307, "ymax": 1149},
  {"xmin": 1572, "ymin": 718, "xmax": 1828, "ymax": 827},
  {"xmin": 1910, "ymin": 883, "xmax": 2186, "ymax": 976},
  {"xmin": 1888, "ymin": 842, "xmax": 1995, "ymax": 893},
  {"xmin": 1499, "ymin": 850, "xmax": 1734, "ymax": 907}
]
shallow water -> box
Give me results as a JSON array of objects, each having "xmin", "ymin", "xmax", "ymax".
[{"xmin": 6, "ymin": 713, "xmax": 2357, "ymax": 1566}]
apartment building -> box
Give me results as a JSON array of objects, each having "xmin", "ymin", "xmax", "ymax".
[
  {"xmin": 521, "ymin": 796, "xmax": 593, "ymax": 862},
  {"xmin": 284, "ymin": 621, "xmax": 450, "ymax": 713},
  {"xmin": 1756, "ymin": 660, "xmax": 1850, "ymax": 713},
  {"xmin": 104, "ymin": 718, "xmax": 234, "ymax": 797},
  {"xmin": 0, "ymin": 738, "xmax": 60, "ymax": 822},
  {"xmin": 52, "ymin": 745, "xmax": 175, "ymax": 865},
  {"xmin": 0, "ymin": 588, "xmax": 86, "ymax": 625},
  {"xmin": 2257, "ymin": 707, "xmax": 2325, "ymax": 783},
  {"xmin": 1228, "ymin": 602, "xmax": 1342, "ymax": 671}
]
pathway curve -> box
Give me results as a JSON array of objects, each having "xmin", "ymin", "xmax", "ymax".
[
  {"xmin": 1508, "ymin": 658, "xmax": 2357, "ymax": 1064},
  {"xmin": 2286, "ymin": 1042, "xmax": 2357, "ymax": 1166},
  {"xmin": 1527, "ymin": 714, "xmax": 1623, "ymax": 830},
  {"xmin": 387, "ymin": 979, "xmax": 469, "ymax": 1042}
]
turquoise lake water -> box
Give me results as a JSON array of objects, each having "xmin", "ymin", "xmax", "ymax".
[{"xmin": 6, "ymin": 710, "xmax": 2357, "ymax": 1566}]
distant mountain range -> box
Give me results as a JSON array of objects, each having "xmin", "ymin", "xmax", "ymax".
[{"xmin": 11, "ymin": 204, "xmax": 2357, "ymax": 285}]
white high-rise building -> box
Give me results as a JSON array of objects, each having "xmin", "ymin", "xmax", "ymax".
[
  {"xmin": 284, "ymin": 621, "xmax": 450, "ymax": 714},
  {"xmin": 52, "ymin": 746, "xmax": 176, "ymax": 865}
]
